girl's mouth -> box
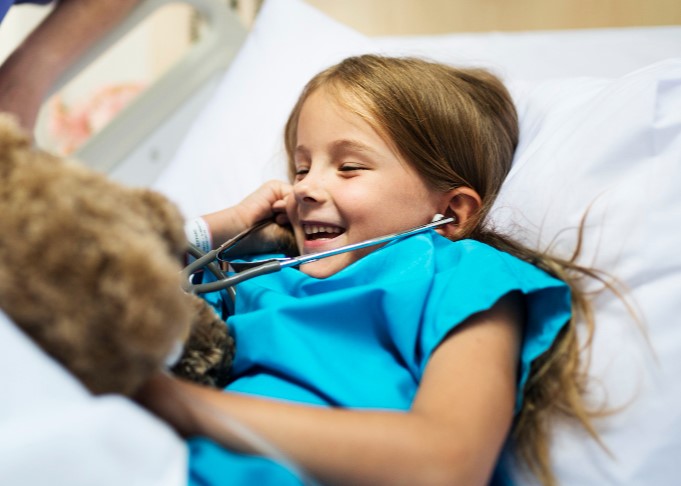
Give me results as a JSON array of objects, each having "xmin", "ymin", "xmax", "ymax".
[{"xmin": 303, "ymin": 224, "xmax": 345, "ymax": 241}]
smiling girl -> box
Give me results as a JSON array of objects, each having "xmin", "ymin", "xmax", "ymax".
[{"xmin": 138, "ymin": 55, "xmax": 601, "ymax": 486}]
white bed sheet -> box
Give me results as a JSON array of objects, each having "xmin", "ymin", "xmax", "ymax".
[{"xmin": 0, "ymin": 310, "xmax": 187, "ymax": 486}]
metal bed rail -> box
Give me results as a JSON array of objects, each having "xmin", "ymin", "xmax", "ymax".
[{"xmin": 51, "ymin": 0, "xmax": 247, "ymax": 182}]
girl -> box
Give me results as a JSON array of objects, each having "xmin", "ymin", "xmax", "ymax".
[{"xmin": 138, "ymin": 55, "xmax": 601, "ymax": 486}]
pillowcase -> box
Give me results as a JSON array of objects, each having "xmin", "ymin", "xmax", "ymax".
[
  {"xmin": 375, "ymin": 26, "xmax": 681, "ymax": 80},
  {"xmin": 494, "ymin": 60, "xmax": 681, "ymax": 485},
  {"xmin": 153, "ymin": 0, "xmax": 681, "ymax": 483}
]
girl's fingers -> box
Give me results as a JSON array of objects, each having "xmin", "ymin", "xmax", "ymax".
[{"xmin": 272, "ymin": 198, "xmax": 287, "ymax": 212}]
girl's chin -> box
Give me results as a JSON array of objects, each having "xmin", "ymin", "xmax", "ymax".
[
  {"xmin": 297, "ymin": 254, "xmax": 353, "ymax": 279},
  {"xmin": 297, "ymin": 247, "xmax": 379, "ymax": 279}
]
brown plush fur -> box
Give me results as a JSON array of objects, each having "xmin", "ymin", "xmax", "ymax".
[{"xmin": 0, "ymin": 114, "xmax": 233, "ymax": 396}]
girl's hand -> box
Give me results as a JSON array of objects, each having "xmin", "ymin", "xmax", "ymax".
[
  {"xmin": 135, "ymin": 372, "xmax": 258, "ymax": 455},
  {"xmin": 202, "ymin": 180, "xmax": 296, "ymax": 255},
  {"xmin": 134, "ymin": 372, "xmax": 201, "ymax": 438},
  {"xmin": 235, "ymin": 180, "xmax": 292, "ymax": 229}
]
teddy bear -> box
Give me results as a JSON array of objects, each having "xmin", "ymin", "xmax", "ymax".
[{"xmin": 0, "ymin": 113, "xmax": 234, "ymax": 396}]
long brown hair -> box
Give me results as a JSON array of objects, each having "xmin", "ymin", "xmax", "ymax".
[{"xmin": 285, "ymin": 55, "xmax": 607, "ymax": 485}]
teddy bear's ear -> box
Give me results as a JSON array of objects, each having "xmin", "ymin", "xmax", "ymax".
[
  {"xmin": 132, "ymin": 188, "xmax": 187, "ymax": 258},
  {"xmin": 0, "ymin": 113, "xmax": 31, "ymax": 153}
]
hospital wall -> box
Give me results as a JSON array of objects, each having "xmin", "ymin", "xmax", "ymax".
[{"xmin": 303, "ymin": 0, "xmax": 681, "ymax": 34}]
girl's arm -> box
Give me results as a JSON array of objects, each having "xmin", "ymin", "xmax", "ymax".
[{"xmin": 137, "ymin": 293, "xmax": 523, "ymax": 486}]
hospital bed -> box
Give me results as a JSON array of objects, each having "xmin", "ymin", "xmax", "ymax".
[{"xmin": 2, "ymin": 0, "xmax": 681, "ymax": 484}]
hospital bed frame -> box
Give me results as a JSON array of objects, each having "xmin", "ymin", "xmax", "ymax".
[{"xmin": 60, "ymin": 0, "xmax": 247, "ymax": 182}]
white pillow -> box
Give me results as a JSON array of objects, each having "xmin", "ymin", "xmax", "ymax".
[
  {"xmin": 153, "ymin": 0, "xmax": 375, "ymax": 218},
  {"xmin": 153, "ymin": 0, "xmax": 681, "ymax": 483},
  {"xmin": 494, "ymin": 61, "xmax": 681, "ymax": 485},
  {"xmin": 375, "ymin": 26, "xmax": 681, "ymax": 81}
]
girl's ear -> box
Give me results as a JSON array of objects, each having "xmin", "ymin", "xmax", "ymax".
[{"xmin": 437, "ymin": 187, "xmax": 482, "ymax": 239}]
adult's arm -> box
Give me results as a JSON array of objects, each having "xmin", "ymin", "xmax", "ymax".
[{"xmin": 0, "ymin": 0, "xmax": 140, "ymax": 131}]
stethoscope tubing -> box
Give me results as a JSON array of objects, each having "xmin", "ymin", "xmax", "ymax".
[{"xmin": 183, "ymin": 216, "xmax": 454, "ymax": 294}]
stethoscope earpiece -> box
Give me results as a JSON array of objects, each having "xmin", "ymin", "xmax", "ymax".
[{"xmin": 432, "ymin": 213, "xmax": 456, "ymax": 224}]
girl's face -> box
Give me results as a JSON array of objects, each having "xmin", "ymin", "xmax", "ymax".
[{"xmin": 286, "ymin": 88, "xmax": 447, "ymax": 278}]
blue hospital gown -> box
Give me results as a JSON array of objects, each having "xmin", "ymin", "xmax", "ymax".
[{"xmin": 189, "ymin": 231, "xmax": 571, "ymax": 485}]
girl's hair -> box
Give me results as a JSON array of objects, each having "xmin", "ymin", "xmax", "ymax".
[{"xmin": 285, "ymin": 55, "xmax": 604, "ymax": 485}]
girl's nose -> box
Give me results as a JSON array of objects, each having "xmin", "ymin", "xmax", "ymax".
[{"xmin": 293, "ymin": 170, "xmax": 327, "ymax": 204}]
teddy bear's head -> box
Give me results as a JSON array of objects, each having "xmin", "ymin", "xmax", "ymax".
[{"xmin": 0, "ymin": 114, "xmax": 193, "ymax": 396}]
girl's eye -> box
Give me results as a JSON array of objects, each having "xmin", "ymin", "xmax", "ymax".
[
  {"xmin": 339, "ymin": 164, "xmax": 366, "ymax": 172},
  {"xmin": 294, "ymin": 168, "xmax": 310, "ymax": 182}
]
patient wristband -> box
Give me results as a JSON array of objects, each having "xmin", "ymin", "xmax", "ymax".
[{"xmin": 185, "ymin": 217, "xmax": 212, "ymax": 254}]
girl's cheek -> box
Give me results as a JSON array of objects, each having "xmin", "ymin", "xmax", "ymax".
[{"xmin": 285, "ymin": 195, "xmax": 297, "ymax": 220}]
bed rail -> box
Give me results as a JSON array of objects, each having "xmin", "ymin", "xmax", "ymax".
[{"xmin": 54, "ymin": 0, "xmax": 247, "ymax": 179}]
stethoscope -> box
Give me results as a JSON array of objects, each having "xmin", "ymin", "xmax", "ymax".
[{"xmin": 182, "ymin": 214, "xmax": 454, "ymax": 295}]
